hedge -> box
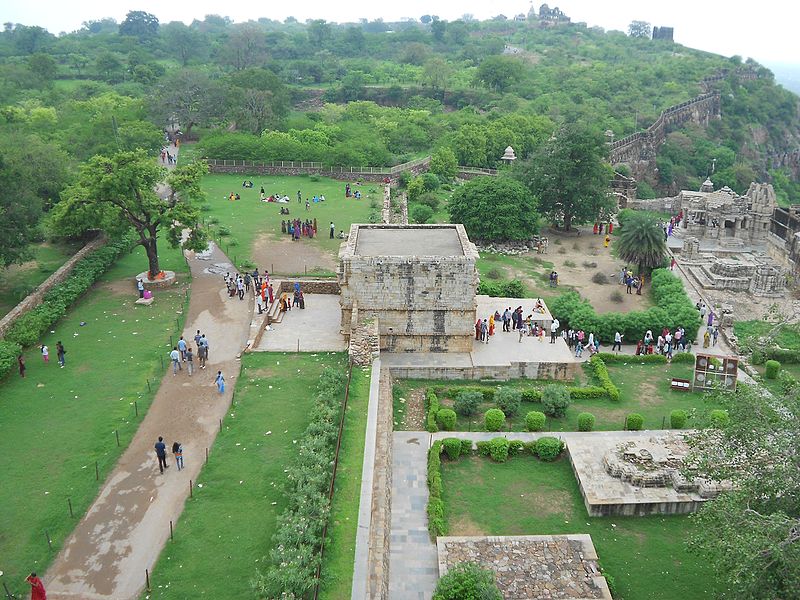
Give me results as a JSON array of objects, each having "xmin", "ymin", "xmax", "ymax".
[
  {"xmin": 765, "ymin": 360, "xmax": 781, "ymax": 379},
  {"xmin": 534, "ymin": 436, "xmax": 564, "ymax": 461},
  {"xmin": 589, "ymin": 355, "xmax": 620, "ymax": 401},
  {"xmin": 577, "ymin": 412, "xmax": 595, "ymax": 432},
  {"xmin": 254, "ymin": 367, "xmax": 347, "ymax": 597},
  {"xmin": 484, "ymin": 408, "xmax": 505, "ymax": 431},
  {"xmin": 671, "ymin": 351, "xmax": 697, "ymax": 364},
  {"xmin": 626, "ymin": 413, "xmax": 644, "ymax": 431},
  {"xmin": 550, "ymin": 269, "xmax": 701, "ymax": 343},
  {"xmin": 427, "ymin": 440, "xmax": 446, "ymax": 537},
  {"xmin": 0, "ymin": 236, "xmax": 131, "ymax": 380},
  {"xmin": 445, "ymin": 384, "xmax": 610, "ymax": 403},
  {"xmin": 595, "ymin": 352, "xmax": 667, "ymax": 364},
  {"xmin": 436, "ymin": 408, "xmax": 457, "ymax": 431}
]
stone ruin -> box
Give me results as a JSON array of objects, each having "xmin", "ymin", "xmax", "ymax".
[{"xmin": 602, "ymin": 435, "xmax": 726, "ymax": 499}]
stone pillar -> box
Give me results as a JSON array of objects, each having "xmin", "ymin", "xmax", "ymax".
[{"xmin": 682, "ymin": 237, "xmax": 700, "ymax": 259}]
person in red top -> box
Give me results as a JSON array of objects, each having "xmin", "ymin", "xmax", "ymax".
[{"xmin": 26, "ymin": 572, "xmax": 46, "ymax": 600}]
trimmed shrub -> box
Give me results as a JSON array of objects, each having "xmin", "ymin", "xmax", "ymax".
[
  {"xmin": 595, "ymin": 352, "xmax": 667, "ymax": 364},
  {"xmin": 541, "ymin": 384, "xmax": 570, "ymax": 418},
  {"xmin": 460, "ymin": 439, "xmax": 474, "ymax": 455},
  {"xmin": 525, "ymin": 411, "xmax": 547, "ymax": 432},
  {"xmin": 589, "ymin": 355, "xmax": 620, "ymax": 401},
  {"xmin": 436, "ymin": 408, "xmax": 457, "ymax": 431},
  {"xmin": 495, "ymin": 386, "xmax": 522, "ymax": 416},
  {"xmin": 577, "ymin": 412, "xmax": 596, "ymax": 432},
  {"xmin": 476, "ymin": 440, "xmax": 491, "ymax": 457},
  {"xmin": 709, "ymin": 409, "xmax": 730, "ymax": 429},
  {"xmin": 765, "ymin": 359, "xmax": 781, "ymax": 379},
  {"xmin": 568, "ymin": 386, "xmax": 607, "ymax": 399},
  {"xmin": 433, "ymin": 562, "xmax": 503, "ymax": 600},
  {"xmin": 670, "ymin": 409, "xmax": 688, "ymax": 429},
  {"xmin": 426, "ymin": 389, "xmax": 440, "ymax": 433},
  {"xmin": 454, "ymin": 390, "xmax": 482, "ymax": 416},
  {"xmin": 521, "ymin": 388, "xmax": 542, "ymax": 402},
  {"xmin": 447, "ymin": 386, "xmax": 495, "ymax": 402},
  {"xmin": 442, "ymin": 438, "xmax": 462, "ymax": 460},
  {"xmin": 508, "ymin": 440, "xmax": 525, "ymax": 454},
  {"xmin": 535, "ymin": 436, "xmax": 564, "ymax": 461},
  {"xmin": 488, "ymin": 438, "xmax": 510, "ymax": 462},
  {"xmin": 427, "ymin": 440, "xmax": 446, "ymax": 537},
  {"xmin": 671, "ymin": 352, "xmax": 696, "ymax": 364},
  {"xmin": 626, "ymin": 413, "xmax": 644, "ymax": 431},
  {"xmin": 484, "ymin": 408, "xmax": 505, "ymax": 431},
  {"xmin": 411, "ymin": 204, "xmax": 434, "ymax": 224}
]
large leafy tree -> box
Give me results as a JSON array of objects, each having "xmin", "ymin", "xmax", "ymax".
[
  {"xmin": 687, "ymin": 383, "xmax": 800, "ymax": 599},
  {"xmin": 119, "ymin": 11, "xmax": 160, "ymax": 41},
  {"xmin": 449, "ymin": 176, "xmax": 538, "ymax": 241},
  {"xmin": 516, "ymin": 123, "xmax": 614, "ymax": 231},
  {"xmin": 50, "ymin": 151, "xmax": 208, "ymax": 278},
  {"xmin": 615, "ymin": 211, "xmax": 666, "ymax": 275}
]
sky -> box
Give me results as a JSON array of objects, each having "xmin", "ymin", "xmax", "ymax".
[{"xmin": 2, "ymin": 0, "xmax": 798, "ymax": 64}]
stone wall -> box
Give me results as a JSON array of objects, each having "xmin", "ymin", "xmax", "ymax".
[
  {"xmin": 348, "ymin": 304, "xmax": 381, "ymax": 366},
  {"xmin": 386, "ymin": 360, "xmax": 577, "ymax": 381},
  {"xmin": 275, "ymin": 278, "xmax": 340, "ymax": 295},
  {"xmin": 626, "ymin": 196, "xmax": 679, "ymax": 213},
  {"xmin": 0, "ymin": 236, "xmax": 106, "ymax": 338}
]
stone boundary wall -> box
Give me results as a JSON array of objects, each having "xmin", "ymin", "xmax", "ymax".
[
  {"xmin": 275, "ymin": 278, "xmax": 340, "ymax": 295},
  {"xmin": 0, "ymin": 235, "xmax": 107, "ymax": 338},
  {"xmin": 386, "ymin": 360, "xmax": 577, "ymax": 381},
  {"xmin": 626, "ymin": 196, "xmax": 680, "ymax": 213},
  {"xmin": 381, "ymin": 185, "xmax": 392, "ymax": 224}
]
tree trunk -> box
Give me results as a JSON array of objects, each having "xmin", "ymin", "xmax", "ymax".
[
  {"xmin": 564, "ymin": 212, "xmax": 573, "ymax": 232},
  {"xmin": 143, "ymin": 235, "xmax": 160, "ymax": 279}
]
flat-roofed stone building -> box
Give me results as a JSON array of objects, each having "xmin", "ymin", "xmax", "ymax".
[{"xmin": 338, "ymin": 224, "xmax": 479, "ymax": 353}]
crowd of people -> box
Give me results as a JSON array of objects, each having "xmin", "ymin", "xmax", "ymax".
[
  {"xmin": 474, "ymin": 300, "xmax": 558, "ymax": 344},
  {"xmin": 282, "ymin": 218, "xmax": 317, "ymax": 240}
]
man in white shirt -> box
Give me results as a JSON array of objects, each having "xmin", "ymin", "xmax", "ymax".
[
  {"xmin": 612, "ymin": 331, "xmax": 623, "ymax": 351},
  {"xmin": 170, "ymin": 347, "xmax": 181, "ymax": 375}
]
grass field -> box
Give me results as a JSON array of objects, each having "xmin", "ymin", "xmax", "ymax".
[
  {"xmin": 0, "ymin": 244, "xmax": 188, "ymax": 598},
  {"xmin": 734, "ymin": 320, "xmax": 800, "ymax": 350},
  {"xmin": 142, "ymin": 352, "xmax": 367, "ymax": 600},
  {"xmin": 198, "ymin": 173, "xmax": 378, "ymax": 273},
  {"xmin": 396, "ymin": 361, "xmax": 722, "ymax": 432},
  {"xmin": 442, "ymin": 454, "xmax": 719, "ymax": 600},
  {"xmin": 0, "ymin": 241, "xmax": 81, "ymax": 316}
]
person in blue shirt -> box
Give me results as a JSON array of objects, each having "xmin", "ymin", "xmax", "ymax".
[{"xmin": 154, "ymin": 436, "xmax": 168, "ymax": 473}]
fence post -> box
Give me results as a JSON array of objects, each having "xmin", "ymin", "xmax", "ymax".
[
  {"xmin": 189, "ymin": 480, "xmax": 193, "ymax": 498},
  {"xmin": 68, "ymin": 498, "xmax": 74, "ymax": 518},
  {"xmin": 115, "ymin": 430, "xmax": 120, "ymax": 447},
  {"xmin": 170, "ymin": 520, "xmax": 174, "ymax": 541},
  {"xmin": 45, "ymin": 530, "xmax": 52, "ymax": 550},
  {"xmin": 95, "ymin": 461, "xmax": 99, "ymax": 481},
  {"xmin": 146, "ymin": 569, "xmax": 151, "ymax": 593},
  {"xmin": 205, "ymin": 447, "xmax": 209, "ymax": 464},
  {"xmin": 3, "ymin": 581, "xmax": 14, "ymax": 599},
  {"xmin": 135, "ymin": 400, "xmax": 139, "ymax": 416}
]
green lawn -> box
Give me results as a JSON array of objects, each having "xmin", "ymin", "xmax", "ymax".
[
  {"xmin": 0, "ymin": 241, "xmax": 81, "ymax": 316},
  {"xmin": 0, "ymin": 244, "xmax": 188, "ymax": 598},
  {"xmin": 143, "ymin": 352, "xmax": 354, "ymax": 599},
  {"xmin": 442, "ymin": 455, "xmax": 719, "ymax": 600},
  {"xmin": 199, "ymin": 173, "xmax": 378, "ymax": 274},
  {"xmin": 734, "ymin": 320, "xmax": 800, "ymax": 350},
  {"xmin": 319, "ymin": 364, "xmax": 371, "ymax": 600},
  {"xmin": 399, "ymin": 362, "xmax": 723, "ymax": 432}
]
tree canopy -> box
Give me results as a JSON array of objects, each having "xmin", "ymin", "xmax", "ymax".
[
  {"xmin": 515, "ymin": 123, "xmax": 615, "ymax": 230},
  {"xmin": 615, "ymin": 211, "xmax": 667, "ymax": 273},
  {"xmin": 448, "ymin": 176, "xmax": 538, "ymax": 241}
]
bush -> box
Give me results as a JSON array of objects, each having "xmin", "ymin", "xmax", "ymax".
[
  {"xmin": 442, "ymin": 438, "xmax": 462, "ymax": 460},
  {"xmin": 709, "ymin": 409, "xmax": 730, "ymax": 429},
  {"xmin": 508, "ymin": 440, "xmax": 525, "ymax": 454},
  {"xmin": 454, "ymin": 390, "xmax": 482, "ymax": 416},
  {"xmin": 417, "ymin": 192, "xmax": 440, "ymax": 211},
  {"xmin": 488, "ymin": 438, "xmax": 510, "ymax": 462},
  {"xmin": 671, "ymin": 351, "xmax": 696, "ymax": 364},
  {"xmin": 534, "ymin": 436, "xmax": 564, "ymax": 461},
  {"xmin": 564, "ymin": 259, "xmax": 576, "ymax": 267},
  {"xmin": 484, "ymin": 408, "xmax": 505, "ymax": 431},
  {"xmin": 591, "ymin": 272, "xmax": 609, "ymax": 284},
  {"xmin": 448, "ymin": 386, "xmax": 495, "ymax": 402},
  {"xmin": 460, "ymin": 439, "xmax": 473, "ymax": 455},
  {"xmin": 421, "ymin": 172, "xmax": 441, "ymax": 191},
  {"xmin": 577, "ymin": 412, "xmax": 596, "ymax": 432},
  {"xmin": 568, "ymin": 386, "xmax": 608, "ymax": 399},
  {"xmin": 436, "ymin": 408, "xmax": 457, "ymax": 431},
  {"xmin": 595, "ymin": 352, "xmax": 667, "ymax": 364},
  {"xmin": 427, "ymin": 440, "xmax": 446, "ymax": 537},
  {"xmin": 521, "ymin": 388, "xmax": 542, "ymax": 402},
  {"xmin": 476, "ymin": 440, "xmax": 491, "ymax": 457},
  {"xmin": 411, "ymin": 204, "xmax": 434, "ymax": 224},
  {"xmin": 765, "ymin": 359, "xmax": 781, "ymax": 379},
  {"xmin": 495, "ymin": 387, "xmax": 522, "ymax": 416},
  {"xmin": 433, "ymin": 562, "xmax": 503, "ymax": 600},
  {"xmin": 525, "ymin": 410, "xmax": 547, "ymax": 432},
  {"xmin": 670, "ymin": 409, "xmax": 688, "ymax": 429},
  {"xmin": 626, "ymin": 413, "xmax": 644, "ymax": 431},
  {"xmin": 426, "ymin": 389, "xmax": 440, "ymax": 433},
  {"xmin": 541, "ymin": 384, "xmax": 570, "ymax": 418},
  {"xmin": 779, "ymin": 370, "xmax": 799, "ymax": 394},
  {"xmin": 609, "ymin": 290, "xmax": 624, "ymax": 303},
  {"xmin": 589, "ymin": 355, "xmax": 620, "ymax": 401}
]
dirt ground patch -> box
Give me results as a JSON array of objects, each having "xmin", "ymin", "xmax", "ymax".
[
  {"xmin": 542, "ymin": 230, "xmax": 653, "ymax": 314},
  {"xmin": 404, "ymin": 388, "xmax": 426, "ymax": 430},
  {"xmin": 247, "ymin": 367, "xmax": 279, "ymax": 378},
  {"xmin": 449, "ymin": 514, "xmax": 487, "ymax": 536},
  {"xmin": 252, "ymin": 234, "xmax": 336, "ymax": 276}
]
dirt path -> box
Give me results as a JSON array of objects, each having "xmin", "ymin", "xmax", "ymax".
[
  {"xmin": 44, "ymin": 242, "xmax": 252, "ymax": 600},
  {"xmin": 252, "ymin": 233, "xmax": 337, "ymax": 275}
]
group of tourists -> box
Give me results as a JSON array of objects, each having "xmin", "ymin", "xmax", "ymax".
[
  {"xmin": 282, "ymin": 218, "xmax": 317, "ymax": 240},
  {"xmin": 619, "ymin": 266, "xmax": 644, "ymax": 295},
  {"xmin": 565, "ymin": 330, "xmax": 601, "ymax": 357},
  {"xmin": 153, "ymin": 435, "xmax": 185, "ymax": 475},
  {"xmin": 664, "ymin": 210, "xmax": 684, "ymax": 238},
  {"xmin": 160, "ymin": 147, "xmax": 176, "ymax": 165},
  {"xmin": 278, "ymin": 281, "xmax": 305, "ymax": 314},
  {"xmin": 475, "ymin": 300, "xmax": 559, "ymax": 344},
  {"xmin": 344, "ymin": 183, "xmax": 363, "ymax": 199},
  {"xmin": 16, "ymin": 341, "xmax": 66, "ymax": 379},
  {"xmin": 548, "ymin": 271, "xmax": 560, "ymax": 287},
  {"xmin": 169, "ymin": 330, "xmax": 211, "ymax": 376}
]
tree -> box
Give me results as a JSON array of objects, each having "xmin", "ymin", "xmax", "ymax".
[
  {"xmin": 628, "ymin": 21, "xmax": 652, "ymax": 38},
  {"xmin": 220, "ymin": 23, "xmax": 268, "ymax": 71},
  {"xmin": 422, "ymin": 57, "xmax": 452, "ymax": 98},
  {"xmin": 420, "ymin": 15, "xmax": 433, "ymax": 24},
  {"xmin": 686, "ymin": 383, "xmax": 800, "ymax": 599},
  {"xmin": 27, "ymin": 53, "xmax": 57, "ymax": 84},
  {"xmin": 474, "ymin": 56, "xmax": 523, "ymax": 91},
  {"xmin": 119, "ymin": 11, "xmax": 160, "ymax": 40},
  {"xmin": 449, "ymin": 176, "xmax": 538, "ymax": 241},
  {"xmin": 615, "ymin": 211, "xmax": 666, "ymax": 275},
  {"xmin": 160, "ymin": 22, "xmax": 204, "ymax": 66},
  {"xmin": 431, "ymin": 19, "xmax": 446, "ymax": 42},
  {"xmin": 429, "ymin": 147, "xmax": 458, "ymax": 179},
  {"xmin": 148, "ymin": 70, "xmax": 228, "ymax": 136},
  {"xmin": 50, "ymin": 151, "xmax": 208, "ymax": 278},
  {"xmin": 433, "ymin": 562, "xmax": 502, "ymax": 600},
  {"xmin": 516, "ymin": 123, "xmax": 614, "ymax": 231},
  {"xmin": 0, "ymin": 133, "xmax": 71, "ymax": 266}
]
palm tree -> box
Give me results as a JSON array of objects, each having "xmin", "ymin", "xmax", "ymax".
[{"xmin": 615, "ymin": 212, "xmax": 667, "ymax": 282}]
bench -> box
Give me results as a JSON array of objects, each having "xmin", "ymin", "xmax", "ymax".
[{"xmin": 670, "ymin": 377, "xmax": 692, "ymax": 392}]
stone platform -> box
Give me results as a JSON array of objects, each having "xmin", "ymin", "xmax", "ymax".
[
  {"xmin": 437, "ymin": 535, "xmax": 612, "ymax": 600},
  {"xmin": 136, "ymin": 270, "xmax": 177, "ymax": 289}
]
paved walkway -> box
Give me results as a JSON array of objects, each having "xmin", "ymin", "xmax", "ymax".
[
  {"xmin": 45, "ymin": 242, "xmax": 252, "ymax": 600},
  {"xmin": 388, "ymin": 431, "xmax": 439, "ymax": 600}
]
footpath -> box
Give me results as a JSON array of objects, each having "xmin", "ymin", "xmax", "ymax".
[{"xmin": 45, "ymin": 241, "xmax": 252, "ymax": 599}]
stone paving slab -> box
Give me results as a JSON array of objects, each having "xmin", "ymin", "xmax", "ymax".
[
  {"xmin": 254, "ymin": 293, "xmax": 346, "ymax": 352},
  {"xmin": 389, "ymin": 432, "xmax": 439, "ymax": 599}
]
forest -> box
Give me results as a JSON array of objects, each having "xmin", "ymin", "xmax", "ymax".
[{"xmin": 1, "ymin": 11, "xmax": 800, "ymax": 265}]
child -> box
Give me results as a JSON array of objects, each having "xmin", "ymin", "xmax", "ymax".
[{"xmin": 41, "ymin": 344, "xmax": 49, "ymax": 363}]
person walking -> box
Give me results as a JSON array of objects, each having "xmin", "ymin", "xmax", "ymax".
[
  {"xmin": 18, "ymin": 354, "xmax": 25, "ymax": 378},
  {"xmin": 194, "ymin": 329, "xmax": 202, "ymax": 349},
  {"xmin": 502, "ymin": 307, "xmax": 511, "ymax": 332},
  {"xmin": 177, "ymin": 336, "xmax": 187, "ymax": 362},
  {"xmin": 26, "ymin": 572, "xmax": 47, "ymax": 600},
  {"xmin": 155, "ymin": 436, "xmax": 168, "ymax": 473},
  {"xmin": 256, "ymin": 293, "xmax": 264, "ymax": 314},
  {"xmin": 612, "ymin": 331, "xmax": 623, "ymax": 351},
  {"xmin": 237, "ymin": 277, "xmax": 245, "ymax": 300},
  {"xmin": 56, "ymin": 341, "xmax": 66, "ymax": 368},
  {"xmin": 41, "ymin": 344, "xmax": 49, "ymax": 364},
  {"xmin": 215, "ymin": 371, "xmax": 225, "ymax": 394},
  {"xmin": 480, "ymin": 319, "xmax": 489, "ymax": 344},
  {"xmin": 170, "ymin": 347, "xmax": 181, "ymax": 375},
  {"xmin": 198, "ymin": 343, "xmax": 207, "ymax": 370},
  {"xmin": 550, "ymin": 320, "xmax": 558, "ymax": 343},
  {"xmin": 172, "ymin": 441, "xmax": 184, "ymax": 471},
  {"xmin": 670, "ymin": 257, "xmax": 676, "ymax": 271},
  {"xmin": 185, "ymin": 346, "xmax": 194, "ymax": 376},
  {"xmin": 200, "ymin": 335, "xmax": 209, "ymax": 363}
]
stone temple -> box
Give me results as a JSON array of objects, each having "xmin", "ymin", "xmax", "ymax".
[{"xmin": 338, "ymin": 224, "xmax": 479, "ymax": 353}]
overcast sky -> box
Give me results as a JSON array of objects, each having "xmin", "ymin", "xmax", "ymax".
[{"xmin": 2, "ymin": 0, "xmax": 797, "ymax": 64}]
